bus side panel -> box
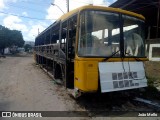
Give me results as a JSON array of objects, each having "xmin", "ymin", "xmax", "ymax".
[{"xmin": 74, "ymin": 60, "xmax": 98, "ymax": 92}]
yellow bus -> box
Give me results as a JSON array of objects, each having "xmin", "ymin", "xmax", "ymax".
[{"xmin": 34, "ymin": 5, "xmax": 148, "ymax": 97}]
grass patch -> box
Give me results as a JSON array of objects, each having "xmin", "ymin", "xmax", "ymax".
[
  {"xmin": 145, "ymin": 61, "xmax": 160, "ymax": 86},
  {"xmin": 141, "ymin": 86, "xmax": 160, "ymax": 100},
  {"xmin": 141, "ymin": 61, "xmax": 160, "ymax": 100}
]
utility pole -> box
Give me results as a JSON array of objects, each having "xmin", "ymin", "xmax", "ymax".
[
  {"xmin": 38, "ymin": 28, "xmax": 39, "ymax": 35},
  {"xmin": 67, "ymin": 0, "xmax": 69, "ymax": 12}
]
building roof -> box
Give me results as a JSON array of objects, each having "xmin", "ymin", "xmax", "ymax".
[
  {"xmin": 110, "ymin": 0, "xmax": 160, "ymax": 39},
  {"xmin": 110, "ymin": 0, "xmax": 159, "ymax": 25}
]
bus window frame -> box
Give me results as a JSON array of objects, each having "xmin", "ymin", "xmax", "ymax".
[
  {"xmin": 60, "ymin": 13, "xmax": 78, "ymax": 60},
  {"xmin": 77, "ymin": 9, "xmax": 147, "ymax": 59},
  {"xmin": 77, "ymin": 9, "xmax": 121, "ymax": 58},
  {"xmin": 122, "ymin": 15, "xmax": 146, "ymax": 58}
]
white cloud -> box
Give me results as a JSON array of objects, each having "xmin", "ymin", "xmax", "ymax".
[
  {"xmin": 69, "ymin": 0, "xmax": 92, "ymax": 10},
  {"xmin": 0, "ymin": 0, "xmax": 18, "ymax": 10},
  {"xmin": 6, "ymin": 0, "xmax": 18, "ymax": 3},
  {"xmin": 46, "ymin": 0, "xmax": 113, "ymax": 22},
  {"xmin": 3, "ymin": 15, "xmax": 28, "ymax": 32},
  {"xmin": 93, "ymin": 0, "xmax": 111, "ymax": 6},
  {"xmin": 93, "ymin": 0, "xmax": 104, "ymax": 5},
  {"xmin": 93, "ymin": 0, "xmax": 115, "ymax": 6},
  {"xmin": 27, "ymin": 22, "xmax": 48, "ymax": 41},
  {"xmin": 46, "ymin": 5, "xmax": 64, "ymax": 22},
  {"xmin": 0, "ymin": 0, "xmax": 5, "ymax": 10},
  {"xmin": 22, "ymin": 12, "xmax": 28, "ymax": 16},
  {"xmin": 45, "ymin": 0, "xmax": 88, "ymax": 22},
  {"xmin": 0, "ymin": 13, "xmax": 5, "ymax": 17},
  {"xmin": 3, "ymin": 15, "xmax": 49, "ymax": 41}
]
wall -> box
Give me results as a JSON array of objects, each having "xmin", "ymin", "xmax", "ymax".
[{"xmin": 146, "ymin": 39, "xmax": 160, "ymax": 61}]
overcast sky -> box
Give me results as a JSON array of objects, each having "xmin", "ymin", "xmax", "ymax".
[{"xmin": 0, "ymin": 0, "xmax": 116, "ymax": 42}]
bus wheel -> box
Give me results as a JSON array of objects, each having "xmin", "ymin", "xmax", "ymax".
[
  {"xmin": 67, "ymin": 88, "xmax": 81, "ymax": 99},
  {"xmin": 67, "ymin": 71, "xmax": 74, "ymax": 89}
]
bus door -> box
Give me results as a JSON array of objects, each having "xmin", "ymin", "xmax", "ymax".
[{"xmin": 66, "ymin": 15, "xmax": 77, "ymax": 89}]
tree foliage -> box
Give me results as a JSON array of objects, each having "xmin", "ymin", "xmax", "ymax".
[
  {"xmin": 0, "ymin": 25, "xmax": 24, "ymax": 54},
  {"xmin": 24, "ymin": 44, "xmax": 32, "ymax": 52}
]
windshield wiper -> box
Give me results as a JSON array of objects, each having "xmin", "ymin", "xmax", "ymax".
[
  {"xmin": 102, "ymin": 50, "xmax": 144, "ymax": 62},
  {"xmin": 124, "ymin": 52, "xmax": 143, "ymax": 61},
  {"xmin": 124, "ymin": 52, "xmax": 132, "ymax": 56},
  {"xmin": 102, "ymin": 50, "xmax": 120, "ymax": 62}
]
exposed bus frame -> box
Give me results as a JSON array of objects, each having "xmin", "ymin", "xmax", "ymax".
[{"xmin": 34, "ymin": 5, "xmax": 148, "ymax": 92}]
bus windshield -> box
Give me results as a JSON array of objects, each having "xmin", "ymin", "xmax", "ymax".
[
  {"xmin": 123, "ymin": 15, "xmax": 145, "ymax": 57},
  {"xmin": 78, "ymin": 10, "xmax": 145, "ymax": 58}
]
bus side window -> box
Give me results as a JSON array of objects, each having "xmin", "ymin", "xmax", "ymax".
[
  {"xmin": 51, "ymin": 23, "xmax": 60, "ymax": 44},
  {"xmin": 61, "ymin": 21, "xmax": 67, "ymax": 53},
  {"xmin": 68, "ymin": 15, "xmax": 77, "ymax": 59}
]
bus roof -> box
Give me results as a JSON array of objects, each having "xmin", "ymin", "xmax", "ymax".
[
  {"xmin": 59, "ymin": 5, "xmax": 145, "ymax": 21},
  {"xmin": 36, "ymin": 5, "xmax": 144, "ymax": 39}
]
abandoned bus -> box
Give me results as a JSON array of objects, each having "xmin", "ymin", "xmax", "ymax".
[{"xmin": 34, "ymin": 5, "xmax": 148, "ymax": 96}]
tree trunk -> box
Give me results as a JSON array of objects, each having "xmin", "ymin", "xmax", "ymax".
[{"xmin": 1, "ymin": 48, "xmax": 4, "ymax": 55}]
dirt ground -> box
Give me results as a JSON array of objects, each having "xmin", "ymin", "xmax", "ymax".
[
  {"xmin": 0, "ymin": 54, "xmax": 159, "ymax": 120},
  {"xmin": 145, "ymin": 61, "xmax": 160, "ymax": 86}
]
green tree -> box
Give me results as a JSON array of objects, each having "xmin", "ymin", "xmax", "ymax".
[
  {"xmin": 0, "ymin": 25, "xmax": 24, "ymax": 54},
  {"xmin": 0, "ymin": 25, "xmax": 10, "ymax": 54},
  {"xmin": 9, "ymin": 30, "xmax": 24, "ymax": 47},
  {"xmin": 24, "ymin": 44, "xmax": 32, "ymax": 52}
]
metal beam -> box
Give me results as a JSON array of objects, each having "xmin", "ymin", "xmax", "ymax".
[
  {"xmin": 156, "ymin": 0, "xmax": 160, "ymax": 38},
  {"xmin": 120, "ymin": 0, "xmax": 136, "ymax": 9}
]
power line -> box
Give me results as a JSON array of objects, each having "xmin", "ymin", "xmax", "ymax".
[
  {"xmin": 129, "ymin": 4, "xmax": 156, "ymax": 12},
  {"xmin": 7, "ymin": 4, "xmax": 46, "ymax": 14},
  {"xmin": 71, "ymin": 0, "xmax": 91, "ymax": 5},
  {"xmin": 17, "ymin": 0, "xmax": 50, "ymax": 6},
  {"xmin": 0, "ymin": 11, "xmax": 56, "ymax": 20}
]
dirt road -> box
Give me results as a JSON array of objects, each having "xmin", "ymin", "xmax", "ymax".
[
  {"xmin": 0, "ymin": 55, "xmax": 69, "ymax": 111},
  {"xmin": 0, "ymin": 54, "xmax": 158, "ymax": 120},
  {"xmin": 0, "ymin": 55, "xmax": 86, "ymax": 120}
]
